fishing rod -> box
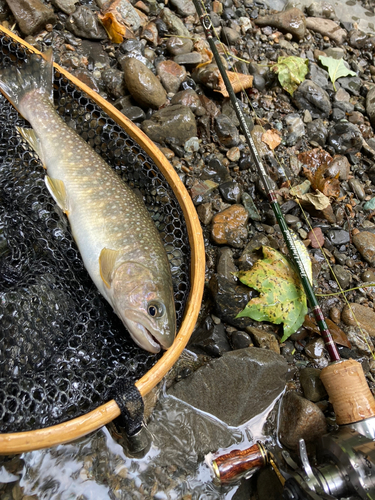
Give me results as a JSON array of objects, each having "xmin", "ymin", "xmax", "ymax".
[
  {"xmin": 192, "ymin": 0, "xmax": 339, "ymax": 362},
  {"xmin": 192, "ymin": 0, "xmax": 375, "ymax": 496}
]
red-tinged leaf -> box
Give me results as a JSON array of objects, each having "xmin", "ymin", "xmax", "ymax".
[{"xmin": 303, "ymin": 315, "xmax": 352, "ymax": 348}]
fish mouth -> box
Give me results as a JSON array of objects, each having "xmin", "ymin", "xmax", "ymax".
[{"xmin": 122, "ymin": 315, "xmax": 162, "ymax": 353}]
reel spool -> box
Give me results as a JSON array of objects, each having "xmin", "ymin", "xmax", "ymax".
[{"xmin": 0, "ymin": 26, "xmax": 205, "ymax": 454}]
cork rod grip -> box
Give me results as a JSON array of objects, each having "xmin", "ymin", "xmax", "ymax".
[{"xmin": 320, "ymin": 359, "xmax": 375, "ymax": 425}]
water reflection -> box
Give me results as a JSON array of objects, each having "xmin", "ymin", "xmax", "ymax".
[{"xmin": 0, "ymin": 393, "xmax": 280, "ymax": 499}]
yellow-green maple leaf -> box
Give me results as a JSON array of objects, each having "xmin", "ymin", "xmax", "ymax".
[{"xmin": 236, "ymin": 246, "xmax": 308, "ymax": 342}]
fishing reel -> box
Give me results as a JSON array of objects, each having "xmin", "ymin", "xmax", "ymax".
[
  {"xmin": 211, "ymin": 416, "xmax": 375, "ymax": 500},
  {"xmin": 212, "ymin": 416, "xmax": 375, "ymax": 499},
  {"xmin": 282, "ymin": 416, "xmax": 375, "ymax": 500}
]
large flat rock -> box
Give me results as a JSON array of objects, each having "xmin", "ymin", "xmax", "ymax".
[{"xmin": 168, "ymin": 347, "xmax": 288, "ymax": 426}]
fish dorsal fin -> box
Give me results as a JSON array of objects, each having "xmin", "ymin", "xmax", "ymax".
[
  {"xmin": 16, "ymin": 127, "xmax": 45, "ymax": 166},
  {"xmin": 45, "ymin": 176, "xmax": 70, "ymax": 214},
  {"xmin": 99, "ymin": 248, "xmax": 120, "ymax": 288}
]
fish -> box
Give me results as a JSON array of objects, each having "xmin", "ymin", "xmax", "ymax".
[{"xmin": 0, "ymin": 49, "xmax": 176, "ymax": 353}]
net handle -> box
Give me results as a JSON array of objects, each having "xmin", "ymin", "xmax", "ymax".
[{"xmin": 0, "ymin": 26, "xmax": 205, "ymax": 455}]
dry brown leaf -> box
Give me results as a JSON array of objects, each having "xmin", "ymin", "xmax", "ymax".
[
  {"xmin": 298, "ymin": 148, "xmax": 340, "ymax": 198},
  {"xmin": 262, "ymin": 128, "xmax": 281, "ymax": 150},
  {"xmin": 298, "ymin": 190, "xmax": 330, "ymax": 211},
  {"xmin": 196, "ymin": 48, "xmax": 213, "ymax": 68},
  {"xmin": 98, "ymin": 12, "xmax": 135, "ymax": 42},
  {"xmin": 303, "ymin": 315, "xmax": 352, "ymax": 349},
  {"xmin": 214, "ymin": 71, "xmax": 253, "ymax": 97}
]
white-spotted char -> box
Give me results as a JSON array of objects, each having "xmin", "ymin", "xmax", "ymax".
[{"xmin": 0, "ymin": 50, "xmax": 176, "ymax": 353}]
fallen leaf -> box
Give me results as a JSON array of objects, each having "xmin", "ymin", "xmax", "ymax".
[
  {"xmin": 271, "ymin": 56, "xmax": 309, "ymax": 95},
  {"xmin": 298, "ymin": 148, "xmax": 340, "ymax": 198},
  {"xmin": 298, "ymin": 148, "xmax": 332, "ymax": 178},
  {"xmin": 236, "ymin": 246, "xmax": 308, "ymax": 342},
  {"xmin": 303, "ymin": 315, "xmax": 352, "ymax": 348},
  {"xmin": 262, "ymin": 129, "xmax": 281, "ymax": 150},
  {"xmin": 98, "ymin": 12, "xmax": 128, "ymax": 43},
  {"xmin": 214, "ymin": 71, "xmax": 253, "ymax": 97},
  {"xmin": 319, "ymin": 56, "xmax": 357, "ymax": 91},
  {"xmin": 298, "ymin": 190, "xmax": 331, "ymax": 211}
]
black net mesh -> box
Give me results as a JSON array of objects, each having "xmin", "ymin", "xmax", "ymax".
[{"xmin": 0, "ymin": 34, "xmax": 190, "ymax": 433}]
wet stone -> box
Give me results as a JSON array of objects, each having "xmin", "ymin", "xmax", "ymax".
[
  {"xmin": 189, "ymin": 179, "xmax": 218, "ymax": 204},
  {"xmin": 214, "ymin": 114, "xmax": 240, "ymax": 147},
  {"xmin": 142, "ymin": 105, "xmax": 197, "ymax": 146},
  {"xmin": 306, "ymin": 1, "xmax": 335, "ymax": 19},
  {"xmin": 122, "ymin": 57, "xmax": 167, "ymax": 109},
  {"xmin": 168, "ymin": 347, "xmax": 288, "ymax": 426},
  {"xmin": 8, "ymin": 0, "xmax": 56, "ymax": 36},
  {"xmin": 308, "ymin": 227, "xmax": 324, "ymax": 249},
  {"xmin": 169, "ymin": 0, "xmax": 195, "ymax": 17},
  {"xmin": 122, "ymin": 106, "xmax": 146, "ymax": 123},
  {"xmin": 68, "ymin": 6, "xmax": 107, "ymax": 39},
  {"xmin": 326, "ymin": 155, "xmax": 350, "ymax": 181},
  {"xmin": 226, "ymin": 147, "xmax": 240, "ymax": 163},
  {"xmin": 189, "ymin": 321, "xmax": 230, "ymax": 357},
  {"xmin": 331, "ymin": 265, "xmax": 351, "ymax": 290},
  {"xmin": 209, "ymin": 274, "xmax": 255, "ymax": 329},
  {"xmin": 306, "ymin": 119, "xmax": 328, "ymax": 147},
  {"xmin": 219, "ymin": 181, "xmax": 242, "ymax": 204},
  {"xmin": 242, "ymin": 192, "xmax": 261, "ymax": 221},
  {"xmin": 171, "ymin": 89, "xmax": 200, "ymax": 113},
  {"xmin": 325, "ymin": 47, "xmax": 346, "ymax": 60},
  {"xmin": 221, "ymin": 26, "xmax": 241, "ymax": 45},
  {"xmin": 348, "ymin": 178, "xmax": 365, "ymax": 201},
  {"xmin": 285, "ymin": 114, "xmax": 305, "ymax": 146},
  {"xmin": 293, "ymin": 80, "xmax": 332, "ymax": 119},
  {"xmin": 308, "ymin": 63, "xmax": 331, "ymax": 90},
  {"xmin": 353, "ymin": 231, "xmax": 375, "ymax": 266},
  {"xmin": 166, "ymin": 36, "xmax": 193, "ymax": 56},
  {"xmin": 211, "ymin": 204, "xmax": 249, "ymax": 248},
  {"xmin": 102, "ymin": 68, "xmax": 126, "ymax": 99},
  {"xmin": 196, "ymin": 202, "xmax": 213, "ymax": 225},
  {"xmin": 255, "ymin": 8, "xmax": 306, "ymax": 40},
  {"xmin": 366, "ymin": 86, "xmax": 375, "ymax": 127},
  {"xmin": 337, "ymin": 76, "xmax": 362, "ymax": 96},
  {"xmin": 299, "ymin": 368, "xmax": 327, "ymax": 402},
  {"xmin": 156, "ymin": 60, "xmax": 186, "ymax": 94},
  {"xmin": 230, "ymin": 330, "xmax": 252, "ymax": 350},
  {"xmin": 52, "ymin": 0, "xmax": 78, "ymax": 15},
  {"xmin": 305, "ymin": 337, "xmax": 325, "ymax": 359},
  {"xmin": 342, "ymin": 303, "xmax": 375, "ymax": 338},
  {"xmin": 216, "ymin": 247, "xmax": 238, "ymax": 282},
  {"xmin": 305, "ymin": 17, "xmax": 347, "ymax": 45},
  {"xmin": 201, "ymin": 158, "xmax": 231, "ymax": 184},
  {"xmin": 278, "ymin": 391, "xmax": 327, "ymax": 450},
  {"xmin": 328, "ymin": 122, "xmax": 363, "ymax": 154},
  {"xmin": 361, "ymin": 269, "xmax": 375, "ymax": 283},
  {"xmin": 160, "ymin": 7, "xmax": 191, "ymax": 38},
  {"xmin": 246, "ymin": 326, "xmax": 280, "ymax": 354}
]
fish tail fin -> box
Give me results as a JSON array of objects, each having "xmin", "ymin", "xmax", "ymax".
[{"xmin": 0, "ymin": 49, "xmax": 53, "ymax": 115}]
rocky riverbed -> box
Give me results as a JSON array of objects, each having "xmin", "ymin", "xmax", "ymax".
[{"xmin": 1, "ymin": 0, "xmax": 375, "ymax": 498}]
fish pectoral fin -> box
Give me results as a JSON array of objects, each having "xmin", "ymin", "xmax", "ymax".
[
  {"xmin": 99, "ymin": 248, "xmax": 120, "ymax": 288},
  {"xmin": 45, "ymin": 176, "xmax": 70, "ymax": 214},
  {"xmin": 16, "ymin": 127, "xmax": 45, "ymax": 166}
]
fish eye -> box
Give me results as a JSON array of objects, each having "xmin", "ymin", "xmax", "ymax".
[{"xmin": 148, "ymin": 302, "xmax": 165, "ymax": 318}]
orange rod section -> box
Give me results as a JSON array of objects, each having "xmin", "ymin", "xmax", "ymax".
[{"xmin": 0, "ymin": 25, "xmax": 205, "ymax": 455}]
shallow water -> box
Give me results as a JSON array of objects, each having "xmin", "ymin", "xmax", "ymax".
[{"xmin": 0, "ymin": 392, "xmax": 280, "ymax": 499}]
